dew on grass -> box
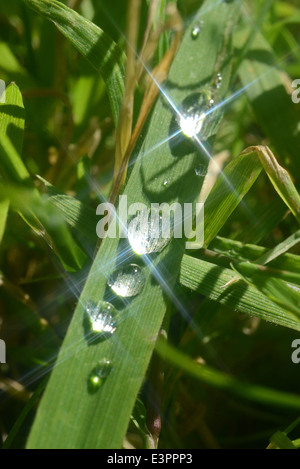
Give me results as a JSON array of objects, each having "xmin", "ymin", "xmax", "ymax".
[
  {"xmin": 85, "ymin": 301, "xmax": 118, "ymax": 338},
  {"xmin": 108, "ymin": 264, "xmax": 145, "ymax": 297},
  {"xmin": 87, "ymin": 358, "xmax": 113, "ymax": 393},
  {"xmin": 128, "ymin": 207, "xmax": 172, "ymax": 255},
  {"xmin": 191, "ymin": 25, "xmax": 201, "ymax": 39}
]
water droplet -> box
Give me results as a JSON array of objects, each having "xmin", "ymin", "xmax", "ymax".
[
  {"xmin": 216, "ymin": 73, "xmax": 223, "ymax": 89},
  {"xmin": 87, "ymin": 358, "xmax": 113, "ymax": 393},
  {"xmin": 163, "ymin": 179, "xmax": 169, "ymax": 186},
  {"xmin": 128, "ymin": 207, "xmax": 172, "ymax": 255},
  {"xmin": 179, "ymin": 105, "xmax": 206, "ymax": 139},
  {"xmin": 108, "ymin": 264, "xmax": 145, "ymax": 297},
  {"xmin": 191, "ymin": 25, "xmax": 201, "ymax": 39},
  {"xmin": 85, "ymin": 301, "xmax": 118, "ymax": 338},
  {"xmin": 194, "ymin": 164, "xmax": 207, "ymax": 177}
]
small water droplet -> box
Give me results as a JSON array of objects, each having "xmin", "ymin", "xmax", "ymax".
[
  {"xmin": 163, "ymin": 179, "xmax": 169, "ymax": 186},
  {"xmin": 108, "ymin": 264, "xmax": 145, "ymax": 297},
  {"xmin": 194, "ymin": 164, "xmax": 207, "ymax": 177},
  {"xmin": 128, "ymin": 207, "xmax": 172, "ymax": 255},
  {"xmin": 216, "ymin": 73, "xmax": 223, "ymax": 89},
  {"xmin": 191, "ymin": 25, "xmax": 201, "ymax": 39},
  {"xmin": 87, "ymin": 358, "xmax": 113, "ymax": 393},
  {"xmin": 85, "ymin": 301, "xmax": 118, "ymax": 338}
]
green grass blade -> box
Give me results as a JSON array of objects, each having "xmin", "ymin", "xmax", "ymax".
[
  {"xmin": 269, "ymin": 431, "xmax": 298, "ymax": 450},
  {"xmin": 231, "ymin": 261, "xmax": 300, "ymax": 316},
  {"xmin": 22, "ymin": 0, "xmax": 125, "ymax": 124},
  {"xmin": 180, "ymin": 254, "xmax": 300, "ymax": 331},
  {"xmin": 210, "ymin": 235, "xmax": 300, "ymax": 272},
  {"xmin": 254, "ymin": 229, "xmax": 300, "ymax": 265},
  {"xmin": 204, "ymin": 151, "xmax": 262, "ymax": 247},
  {"xmin": 25, "ymin": 1, "xmax": 242, "ymax": 449},
  {"xmin": 156, "ymin": 337, "xmax": 300, "ymax": 411},
  {"xmin": 0, "ymin": 198, "xmax": 9, "ymax": 244},
  {"xmin": 0, "ymin": 82, "xmax": 25, "ymax": 161},
  {"xmin": 241, "ymin": 146, "xmax": 300, "ymax": 224}
]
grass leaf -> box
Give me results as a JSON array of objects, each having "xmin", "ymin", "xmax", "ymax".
[
  {"xmin": 180, "ymin": 254, "xmax": 300, "ymax": 331},
  {"xmin": 25, "ymin": 0, "xmax": 243, "ymax": 449}
]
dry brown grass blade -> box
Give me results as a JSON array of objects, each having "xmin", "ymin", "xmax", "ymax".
[
  {"xmin": 113, "ymin": 0, "xmax": 141, "ymax": 184},
  {"xmin": 110, "ymin": 6, "xmax": 183, "ymax": 205}
]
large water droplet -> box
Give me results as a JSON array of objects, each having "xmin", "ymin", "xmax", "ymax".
[
  {"xmin": 191, "ymin": 25, "xmax": 201, "ymax": 39},
  {"xmin": 85, "ymin": 301, "xmax": 118, "ymax": 338},
  {"xmin": 128, "ymin": 207, "xmax": 172, "ymax": 255},
  {"xmin": 108, "ymin": 264, "xmax": 145, "ymax": 297},
  {"xmin": 87, "ymin": 358, "xmax": 113, "ymax": 393},
  {"xmin": 179, "ymin": 105, "xmax": 206, "ymax": 139}
]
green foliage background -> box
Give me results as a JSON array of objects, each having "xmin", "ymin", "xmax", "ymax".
[{"xmin": 0, "ymin": 0, "xmax": 300, "ymax": 449}]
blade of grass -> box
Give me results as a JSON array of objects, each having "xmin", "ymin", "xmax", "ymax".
[
  {"xmin": 231, "ymin": 260, "xmax": 300, "ymax": 316},
  {"xmin": 203, "ymin": 151, "xmax": 262, "ymax": 248},
  {"xmin": 204, "ymin": 145, "xmax": 300, "ymax": 247},
  {"xmin": 26, "ymin": 0, "xmax": 242, "ymax": 449},
  {"xmin": 210, "ymin": 235, "xmax": 300, "ymax": 271},
  {"xmin": 180, "ymin": 254, "xmax": 300, "ymax": 331},
  {"xmin": 156, "ymin": 337, "xmax": 300, "ymax": 411},
  {"xmin": 0, "ymin": 198, "xmax": 9, "ymax": 244}
]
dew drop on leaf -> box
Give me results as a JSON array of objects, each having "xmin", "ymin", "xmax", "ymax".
[
  {"xmin": 87, "ymin": 358, "xmax": 113, "ymax": 393},
  {"xmin": 85, "ymin": 301, "xmax": 118, "ymax": 338},
  {"xmin": 128, "ymin": 207, "xmax": 172, "ymax": 255},
  {"xmin": 108, "ymin": 264, "xmax": 145, "ymax": 297},
  {"xmin": 191, "ymin": 25, "xmax": 201, "ymax": 39}
]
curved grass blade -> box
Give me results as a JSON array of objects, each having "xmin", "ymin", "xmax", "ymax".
[
  {"xmin": 156, "ymin": 337, "xmax": 300, "ymax": 411},
  {"xmin": 180, "ymin": 254, "xmax": 300, "ymax": 331},
  {"xmin": 22, "ymin": 0, "xmax": 125, "ymax": 124},
  {"xmin": 203, "ymin": 151, "xmax": 262, "ymax": 247},
  {"xmin": 204, "ymin": 145, "xmax": 300, "ymax": 248},
  {"xmin": 231, "ymin": 260, "xmax": 300, "ymax": 317}
]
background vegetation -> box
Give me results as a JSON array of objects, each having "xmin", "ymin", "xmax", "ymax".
[{"xmin": 0, "ymin": 0, "xmax": 300, "ymax": 449}]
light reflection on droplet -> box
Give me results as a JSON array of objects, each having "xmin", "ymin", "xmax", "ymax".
[
  {"xmin": 87, "ymin": 358, "xmax": 113, "ymax": 393},
  {"xmin": 191, "ymin": 24, "xmax": 201, "ymax": 39},
  {"xmin": 108, "ymin": 264, "xmax": 145, "ymax": 297},
  {"xmin": 85, "ymin": 301, "xmax": 118, "ymax": 338},
  {"xmin": 128, "ymin": 208, "xmax": 172, "ymax": 255},
  {"xmin": 179, "ymin": 106, "xmax": 206, "ymax": 139}
]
